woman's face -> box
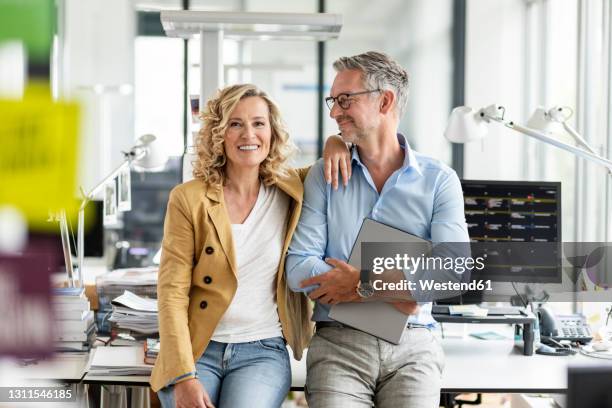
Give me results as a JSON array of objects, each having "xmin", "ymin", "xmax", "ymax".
[{"xmin": 224, "ymin": 96, "xmax": 272, "ymax": 173}]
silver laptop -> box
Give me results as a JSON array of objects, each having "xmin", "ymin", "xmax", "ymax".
[{"xmin": 328, "ymin": 218, "xmax": 431, "ymax": 344}]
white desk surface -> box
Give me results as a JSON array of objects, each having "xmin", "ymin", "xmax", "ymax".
[
  {"xmin": 441, "ymin": 337, "xmax": 577, "ymax": 393},
  {"xmin": 16, "ymin": 328, "xmax": 612, "ymax": 392},
  {"xmin": 8, "ymin": 352, "xmax": 89, "ymax": 383}
]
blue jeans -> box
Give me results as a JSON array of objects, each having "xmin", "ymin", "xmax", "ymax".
[{"xmin": 157, "ymin": 337, "xmax": 291, "ymax": 408}]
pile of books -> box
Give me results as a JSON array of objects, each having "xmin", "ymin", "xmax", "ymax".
[
  {"xmin": 52, "ymin": 287, "xmax": 96, "ymax": 352},
  {"xmin": 144, "ymin": 338, "xmax": 160, "ymax": 365}
]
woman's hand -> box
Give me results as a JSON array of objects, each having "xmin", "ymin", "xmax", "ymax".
[
  {"xmin": 174, "ymin": 378, "xmax": 215, "ymax": 408},
  {"xmin": 323, "ymin": 134, "xmax": 352, "ymax": 190}
]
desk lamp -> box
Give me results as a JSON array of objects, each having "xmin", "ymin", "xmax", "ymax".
[
  {"xmin": 73, "ymin": 134, "xmax": 168, "ymax": 287},
  {"xmin": 527, "ymin": 105, "xmax": 612, "ymax": 175},
  {"xmin": 444, "ymin": 104, "xmax": 612, "ymax": 172}
]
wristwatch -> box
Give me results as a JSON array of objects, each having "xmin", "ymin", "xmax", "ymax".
[{"xmin": 356, "ymin": 269, "xmax": 374, "ymax": 298}]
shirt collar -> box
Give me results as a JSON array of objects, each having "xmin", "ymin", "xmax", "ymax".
[{"xmin": 351, "ymin": 133, "xmax": 422, "ymax": 176}]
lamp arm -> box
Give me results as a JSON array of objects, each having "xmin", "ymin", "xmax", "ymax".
[
  {"xmin": 80, "ymin": 156, "xmax": 137, "ymax": 205},
  {"xmin": 76, "ymin": 157, "xmax": 133, "ymax": 286},
  {"xmin": 483, "ymin": 114, "xmax": 612, "ymax": 173},
  {"xmin": 512, "ymin": 122, "xmax": 612, "ymax": 174},
  {"xmin": 561, "ymin": 121, "xmax": 598, "ymax": 155}
]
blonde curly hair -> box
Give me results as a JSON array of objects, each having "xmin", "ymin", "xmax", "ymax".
[{"xmin": 192, "ymin": 84, "xmax": 295, "ymax": 186}]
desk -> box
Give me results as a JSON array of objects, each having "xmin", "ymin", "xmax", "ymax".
[
  {"xmin": 10, "ymin": 329, "xmax": 612, "ymax": 408},
  {"xmin": 442, "ymin": 336, "xmax": 573, "ymax": 393},
  {"xmin": 80, "ymin": 332, "xmax": 604, "ymax": 393}
]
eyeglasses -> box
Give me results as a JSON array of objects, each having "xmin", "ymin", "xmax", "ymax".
[{"xmin": 324, "ymin": 89, "xmax": 381, "ymax": 110}]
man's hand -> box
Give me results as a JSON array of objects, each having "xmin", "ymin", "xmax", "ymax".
[
  {"xmin": 390, "ymin": 300, "xmax": 420, "ymax": 315},
  {"xmin": 174, "ymin": 378, "xmax": 215, "ymax": 408},
  {"xmin": 300, "ymin": 258, "xmax": 360, "ymax": 304}
]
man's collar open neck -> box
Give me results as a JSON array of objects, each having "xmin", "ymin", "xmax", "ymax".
[{"xmin": 352, "ymin": 133, "xmax": 422, "ymax": 176}]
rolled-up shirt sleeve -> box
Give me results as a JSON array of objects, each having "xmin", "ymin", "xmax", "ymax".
[{"xmin": 430, "ymin": 170, "xmax": 470, "ymax": 242}]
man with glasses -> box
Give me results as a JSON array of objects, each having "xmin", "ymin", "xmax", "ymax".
[{"xmin": 286, "ymin": 51, "xmax": 469, "ymax": 407}]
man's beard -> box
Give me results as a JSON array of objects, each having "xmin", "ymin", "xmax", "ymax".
[{"xmin": 337, "ymin": 116, "xmax": 367, "ymax": 143}]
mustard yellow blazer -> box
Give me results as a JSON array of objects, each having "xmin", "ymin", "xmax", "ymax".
[{"xmin": 150, "ymin": 169, "xmax": 312, "ymax": 392}]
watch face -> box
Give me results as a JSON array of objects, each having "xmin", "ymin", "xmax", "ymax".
[{"xmin": 357, "ymin": 282, "xmax": 375, "ymax": 298}]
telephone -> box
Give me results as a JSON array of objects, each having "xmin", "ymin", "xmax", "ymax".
[{"xmin": 538, "ymin": 306, "xmax": 593, "ymax": 344}]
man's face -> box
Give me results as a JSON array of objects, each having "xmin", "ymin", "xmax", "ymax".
[{"xmin": 329, "ymin": 69, "xmax": 380, "ymax": 144}]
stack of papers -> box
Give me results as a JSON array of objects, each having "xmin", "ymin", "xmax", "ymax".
[
  {"xmin": 109, "ymin": 290, "xmax": 158, "ymax": 334},
  {"xmin": 448, "ymin": 305, "xmax": 489, "ymax": 317},
  {"xmin": 88, "ymin": 346, "xmax": 153, "ymax": 376},
  {"xmin": 97, "ymin": 267, "xmax": 158, "ymax": 286}
]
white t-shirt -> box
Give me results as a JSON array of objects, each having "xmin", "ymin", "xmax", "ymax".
[{"xmin": 211, "ymin": 183, "xmax": 289, "ymax": 343}]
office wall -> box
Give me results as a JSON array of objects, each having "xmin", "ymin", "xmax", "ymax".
[
  {"xmin": 463, "ymin": 0, "xmax": 526, "ymax": 181},
  {"xmin": 58, "ymin": 0, "xmax": 135, "ymax": 195}
]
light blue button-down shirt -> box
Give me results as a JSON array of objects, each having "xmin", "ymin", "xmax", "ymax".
[{"xmin": 286, "ymin": 134, "xmax": 469, "ymax": 326}]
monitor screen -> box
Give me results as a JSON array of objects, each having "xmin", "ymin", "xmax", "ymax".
[
  {"xmin": 48, "ymin": 200, "xmax": 104, "ymax": 263},
  {"xmin": 437, "ymin": 179, "xmax": 562, "ymax": 305},
  {"xmin": 463, "ymin": 180, "xmax": 561, "ymax": 243}
]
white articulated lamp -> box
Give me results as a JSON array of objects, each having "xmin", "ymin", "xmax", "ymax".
[
  {"xmin": 74, "ymin": 134, "xmax": 168, "ymax": 287},
  {"xmin": 444, "ymin": 104, "xmax": 612, "ymax": 173}
]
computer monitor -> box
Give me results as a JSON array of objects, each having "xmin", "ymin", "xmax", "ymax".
[
  {"xmin": 77, "ymin": 200, "xmax": 104, "ymax": 258},
  {"xmin": 439, "ymin": 179, "xmax": 562, "ymax": 304},
  {"xmin": 46, "ymin": 200, "xmax": 104, "ymax": 264}
]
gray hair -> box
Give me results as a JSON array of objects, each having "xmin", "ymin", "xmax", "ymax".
[{"xmin": 332, "ymin": 51, "xmax": 409, "ymax": 116}]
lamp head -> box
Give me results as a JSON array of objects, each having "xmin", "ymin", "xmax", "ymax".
[
  {"xmin": 444, "ymin": 106, "xmax": 489, "ymax": 143},
  {"xmin": 131, "ymin": 134, "xmax": 169, "ymax": 172},
  {"xmin": 526, "ymin": 106, "xmax": 572, "ymax": 133}
]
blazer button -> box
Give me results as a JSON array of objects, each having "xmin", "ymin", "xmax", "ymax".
[
  {"xmin": 200, "ymin": 300, "xmax": 208, "ymax": 309},
  {"xmin": 203, "ymin": 276, "xmax": 212, "ymax": 284},
  {"xmin": 205, "ymin": 246, "xmax": 214, "ymax": 255}
]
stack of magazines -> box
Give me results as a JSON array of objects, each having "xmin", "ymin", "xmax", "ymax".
[{"xmin": 52, "ymin": 287, "xmax": 95, "ymax": 352}]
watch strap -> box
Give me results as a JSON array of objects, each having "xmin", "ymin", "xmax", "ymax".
[{"xmin": 360, "ymin": 268, "xmax": 370, "ymax": 284}]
